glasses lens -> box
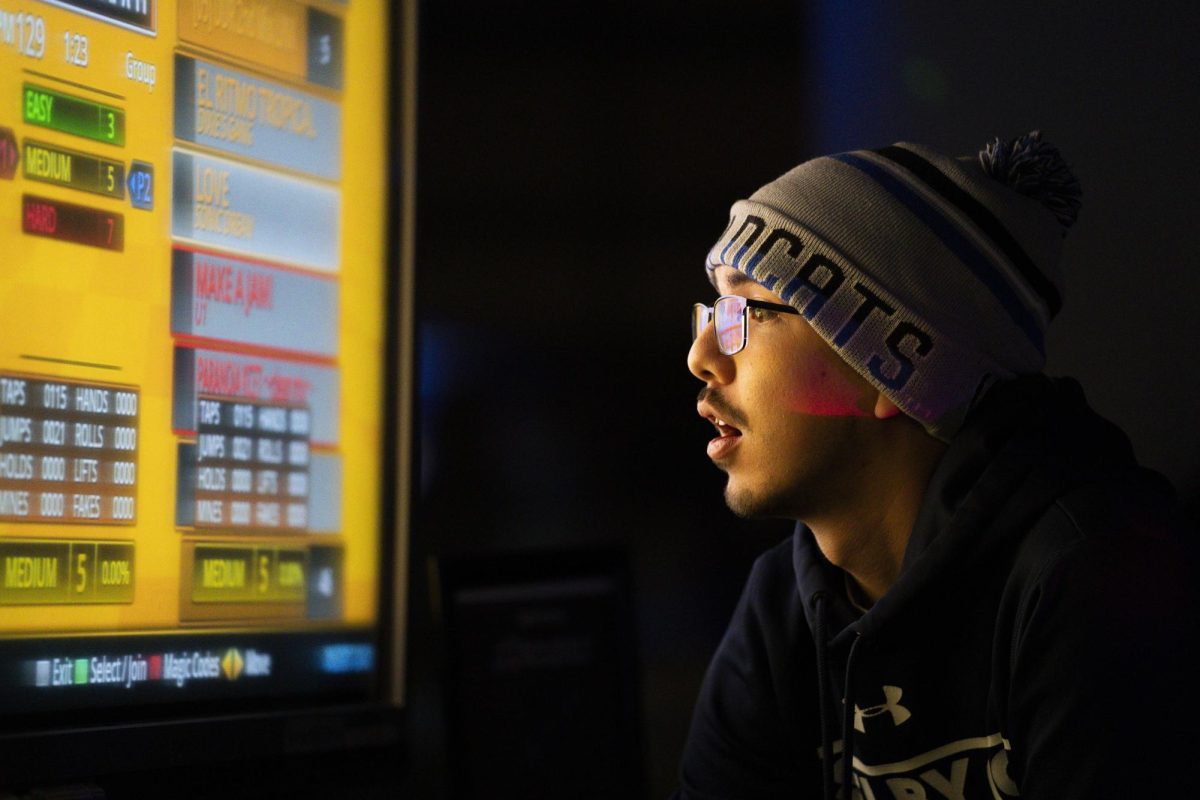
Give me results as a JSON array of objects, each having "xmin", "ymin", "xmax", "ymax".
[
  {"xmin": 714, "ymin": 296, "xmax": 747, "ymax": 355},
  {"xmin": 691, "ymin": 304, "xmax": 711, "ymax": 341}
]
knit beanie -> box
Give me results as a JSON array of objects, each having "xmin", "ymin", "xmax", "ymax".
[{"xmin": 705, "ymin": 131, "xmax": 1082, "ymax": 441}]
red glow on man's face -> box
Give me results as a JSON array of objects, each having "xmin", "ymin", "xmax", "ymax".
[
  {"xmin": 773, "ymin": 348, "xmax": 878, "ymax": 419},
  {"xmin": 787, "ymin": 389, "xmax": 874, "ymax": 418}
]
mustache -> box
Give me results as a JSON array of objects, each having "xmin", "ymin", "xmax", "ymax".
[{"xmin": 697, "ymin": 387, "xmax": 748, "ymax": 429}]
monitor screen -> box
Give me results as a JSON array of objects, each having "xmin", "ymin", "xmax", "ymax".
[{"xmin": 0, "ymin": 0, "xmax": 410, "ymax": 786}]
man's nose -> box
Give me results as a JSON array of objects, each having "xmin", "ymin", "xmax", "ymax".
[{"xmin": 687, "ymin": 321, "xmax": 734, "ymax": 385}]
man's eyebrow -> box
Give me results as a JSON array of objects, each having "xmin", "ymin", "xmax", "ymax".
[{"xmin": 720, "ymin": 271, "xmax": 756, "ymax": 289}]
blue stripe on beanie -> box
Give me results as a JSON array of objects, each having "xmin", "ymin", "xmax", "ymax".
[{"xmin": 831, "ymin": 152, "xmax": 1046, "ymax": 355}]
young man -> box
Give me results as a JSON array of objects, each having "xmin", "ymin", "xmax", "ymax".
[{"xmin": 678, "ymin": 133, "xmax": 1198, "ymax": 799}]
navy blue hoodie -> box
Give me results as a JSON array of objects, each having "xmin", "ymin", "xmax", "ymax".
[{"xmin": 675, "ymin": 376, "xmax": 1198, "ymax": 799}]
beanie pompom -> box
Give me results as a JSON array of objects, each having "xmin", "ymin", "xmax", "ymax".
[{"xmin": 978, "ymin": 131, "xmax": 1082, "ymax": 231}]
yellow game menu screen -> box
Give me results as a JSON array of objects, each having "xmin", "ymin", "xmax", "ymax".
[{"xmin": 0, "ymin": 0, "xmax": 391, "ymax": 640}]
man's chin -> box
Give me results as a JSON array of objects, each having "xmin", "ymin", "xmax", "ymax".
[{"xmin": 724, "ymin": 482, "xmax": 786, "ymax": 519}]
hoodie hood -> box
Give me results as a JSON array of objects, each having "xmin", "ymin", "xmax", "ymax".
[
  {"xmin": 793, "ymin": 374, "xmax": 1180, "ymax": 800},
  {"xmin": 795, "ymin": 374, "xmax": 1173, "ymax": 644}
]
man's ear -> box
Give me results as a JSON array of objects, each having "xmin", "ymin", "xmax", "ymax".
[{"xmin": 874, "ymin": 392, "xmax": 902, "ymax": 420}]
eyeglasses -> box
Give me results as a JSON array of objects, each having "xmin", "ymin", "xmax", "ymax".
[{"xmin": 691, "ymin": 295, "xmax": 801, "ymax": 355}]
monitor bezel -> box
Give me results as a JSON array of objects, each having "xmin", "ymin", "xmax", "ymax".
[{"xmin": 0, "ymin": 0, "xmax": 417, "ymax": 789}]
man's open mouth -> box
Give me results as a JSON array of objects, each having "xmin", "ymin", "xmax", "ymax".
[
  {"xmin": 703, "ymin": 415, "xmax": 743, "ymax": 461},
  {"xmin": 711, "ymin": 418, "xmax": 742, "ymax": 438}
]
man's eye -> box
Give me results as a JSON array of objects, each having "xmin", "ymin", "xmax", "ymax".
[{"xmin": 748, "ymin": 306, "xmax": 776, "ymax": 323}]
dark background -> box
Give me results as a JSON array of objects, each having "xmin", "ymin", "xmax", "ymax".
[{"xmin": 408, "ymin": 2, "xmax": 1200, "ymax": 796}]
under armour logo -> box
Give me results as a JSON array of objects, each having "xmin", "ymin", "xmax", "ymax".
[{"xmin": 854, "ymin": 685, "xmax": 912, "ymax": 733}]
